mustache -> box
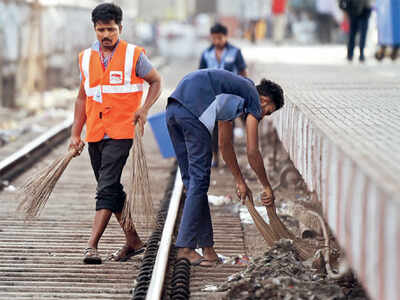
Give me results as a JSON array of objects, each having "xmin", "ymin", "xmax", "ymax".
[{"xmin": 102, "ymin": 38, "xmax": 112, "ymax": 42}]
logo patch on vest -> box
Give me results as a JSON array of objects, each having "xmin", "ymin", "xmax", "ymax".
[{"xmin": 110, "ymin": 71, "xmax": 123, "ymax": 84}]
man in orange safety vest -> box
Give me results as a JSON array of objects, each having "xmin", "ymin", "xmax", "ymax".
[{"xmin": 69, "ymin": 3, "xmax": 162, "ymax": 264}]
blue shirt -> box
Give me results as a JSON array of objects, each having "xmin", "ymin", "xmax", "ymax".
[
  {"xmin": 199, "ymin": 42, "xmax": 247, "ymax": 74},
  {"xmin": 199, "ymin": 94, "xmax": 245, "ymax": 134},
  {"xmin": 169, "ymin": 69, "xmax": 262, "ymax": 133}
]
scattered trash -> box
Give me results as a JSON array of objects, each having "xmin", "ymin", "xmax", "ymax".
[
  {"xmin": 0, "ymin": 181, "xmax": 10, "ymax": 189},
  {"xmin": 132, "ymin": 279, "xmax": 138, "ymax": 288},
  {"xmin": 234, "ymin": 127, "xmax": 245, "ymax": 139},
  {"xmin": 233, "ymin": 255, "xmax": 250, "ymax": 265},
  {"xmin": 208, "ymin": 194, "xmax": 232, "ymax": 206},
  {"xmin": 217, "ymin": 254, "xmax": 230, "ymax": 264},
  {"xmin": 216, "ymin": 240, "xmax": 368, "ymax": 300},
  {"xmin": 4, "ymin": 185, "xmax": 16, "ymax": 192},
  {"xmin": 239, "ymin": 205, "xmax": 270, "ymax": 225},
  {"xmin": 202, "ymin": 284, "xmax": 219, "ymax": 292}
]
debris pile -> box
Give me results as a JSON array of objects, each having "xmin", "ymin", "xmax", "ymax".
[{"xmin": 217, "ymin": 240, "xmax": 368, "ymax": 300}]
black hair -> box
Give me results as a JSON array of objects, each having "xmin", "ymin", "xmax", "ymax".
[
  {"xmin": 210, "ymin": 23, "xmax": 228, "ymax": 35},
  {"xmin": 92, "ymin": 3, "xmax": 123, "ymax": 26},
  {"xmin": 256, "ymin": 79, "xmax": 284, "ymax": 110}
]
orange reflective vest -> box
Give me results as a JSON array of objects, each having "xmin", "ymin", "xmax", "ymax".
[{"xmin": 79, "ymin": 39, "xmax": 144, "ymax": 142}]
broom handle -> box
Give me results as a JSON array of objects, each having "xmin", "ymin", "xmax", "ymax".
[{"xmin": 67, "ymin": 142, "xmax": 85, "ymax": 159}]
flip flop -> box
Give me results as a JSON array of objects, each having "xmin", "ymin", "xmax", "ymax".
[
  {"xmin": 190, "ymin": 257, "xmax": 207, "ymax": 266},
  {"xmin": 191, "ymin": 257, "xmax": 222, "ymax": 267},
  {"xmin": 202, "ymin": 257, "xmax": 223, "ymax": 267},
  {"xmin": 108, "ymin": 245, "xmax": 146, "ymax": 262},
  {"xmin": 83, "ymin": 247, "xmax": 102, "ymax": 265}
]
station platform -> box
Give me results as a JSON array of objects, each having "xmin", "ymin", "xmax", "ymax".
[{"xmin": 246, "ymin": 45, "xmax": 400, "ymax": 300}]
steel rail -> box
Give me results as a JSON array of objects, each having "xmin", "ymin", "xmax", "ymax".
[
  {"xmin": 145, "ymin": 168, "xmax": 183, "ymax": 300},
  {"xmin": 0, "ymin": 115, "xmax": 73, "ymax": 183}
]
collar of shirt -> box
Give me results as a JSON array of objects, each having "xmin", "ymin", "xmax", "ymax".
[
  {"xmin": 206, "ymin": 43, "xmax": 233, "ymax": 68},
  {"xmin": 92, "ymin": 39, "xmax": 120, "ymax": 70}
]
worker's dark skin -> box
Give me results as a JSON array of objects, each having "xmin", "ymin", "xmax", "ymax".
[
  {"xmin": 210, "ymin": 32, "xmax": 247, "ymax": 167},
  {"xmin": 176, "ymin": 95, "xmax": 276, "ymax": 266},
  {"xmin": 69, "ymin": 20, "xmax": 162, "ymax": 259}
]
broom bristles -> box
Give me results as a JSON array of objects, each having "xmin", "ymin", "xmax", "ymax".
[
  {"xmin": 17, "ymin": 145, "xmax": 81, "ymax": 219},
  {"xmin": 121, "ymin": 124, "xmax": 155, "ymax": 231},
  {"xmin": 245, "ymin": 197, "xmax": 315, "ymax": 260}
]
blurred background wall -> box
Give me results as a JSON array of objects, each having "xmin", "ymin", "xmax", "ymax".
[{"xmin": 0, "ymin": 0, "xmax": 379, "ymax": 109}]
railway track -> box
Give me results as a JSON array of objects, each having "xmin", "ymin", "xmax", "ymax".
[{"xmin": 0, "ymin": 113, "xmax": 252, "ymax": 300}]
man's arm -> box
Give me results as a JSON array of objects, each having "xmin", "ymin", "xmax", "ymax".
[
  {"xmin": 133, "ymin": 68, "xmax": 162, "ymax": 135},
  {"xmin": 236, "ymin": 49, "xmax": 248, "ymax": 77},
  {"xmin": 219, "ymin": 121, "xmax": 253, "ymax": 203},
  {"xmin": 246, "ymin": 114, "xmax": 274, "ymax": 206},
  {"xmin": 69, "ymin": 82, "xmax": 86, "ymax": 155},
  {"xmin": 239, "ymin": 69, "xmax": 248, "ymax": 77},
  {"xmin": 199, "ymin": 52, "xmax": 207, "ymax": 69}
]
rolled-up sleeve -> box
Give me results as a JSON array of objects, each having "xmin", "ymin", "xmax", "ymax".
[
  {"xmin": 208, "ymin": 70, "xmax": 262, "ymax": 120},
  {"xmin": 135, "ymin": 53, "xmax": 154, "ymax": 78},
  {"xmin": 199, "ymin": 52, "xmax": 208, "ymax": 69},
  {"xmin": 235, "ymin": 49, "xmax": 247, "ymax": 73}
]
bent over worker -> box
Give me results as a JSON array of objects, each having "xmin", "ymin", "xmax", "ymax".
[
  {"xmin": 69, "ymin": 3, "xmax": 162, "ymax": 264},
  {"xmin": 166, "ymin": 69, "xmax": 284, "ymax": 267}
]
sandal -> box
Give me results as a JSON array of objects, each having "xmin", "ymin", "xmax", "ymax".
[
  {"xmin": 191, "ymin": 257, "xmax": 222, "ymax": 267},
  {"xmin": 108, "ymin": 244, "xmax": 146, "ymax": 262},
  {"xmin": 83, "ymin": 247, "xmax": 102, "ymax": 264}
]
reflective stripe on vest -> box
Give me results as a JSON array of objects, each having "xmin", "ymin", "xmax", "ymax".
[{"xmin": 81, "ymin": 44, "xmax": 143, "ymax": 101}]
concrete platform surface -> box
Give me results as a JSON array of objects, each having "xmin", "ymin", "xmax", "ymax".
[{"xmin": 244, "ymin": 44, "xmax": 399, "ymax": 300}]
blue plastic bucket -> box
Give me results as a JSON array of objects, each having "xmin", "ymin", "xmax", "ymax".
[{"xmin": 148, "ymin": 111, "xmax": 176, "ymax": 158}]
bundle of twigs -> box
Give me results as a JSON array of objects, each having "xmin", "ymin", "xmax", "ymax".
[
  {"xmin": 121, "ymin": 123, "xmax": 155, "ymax": 231},
  {"xmin": 245, "ymin": 196, "xmax": 315, "ymax": 260},
  {"xmin": 17, "ymin": 143, "xmax": 84, "ymax": 219}
]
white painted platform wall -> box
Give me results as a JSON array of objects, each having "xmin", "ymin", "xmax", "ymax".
[{"xmin": 268, "ymin": 100, "xmax": 400, "ymax": 300}]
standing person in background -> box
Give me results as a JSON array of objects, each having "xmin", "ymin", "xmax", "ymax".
[
  {"xmin": 315, "ymin": 0, "xmax": 340, "ymax": 44},
  {"xmin": 199, "ymin": 23, "xmax": 247, "ymax": 168},
  {"xmin": 340, "ymin": 0, "xmax": 372, "ymax": 62},
  {"xmin": 272, "ymin": 0, "xmax": 288, "ymax": 45}
]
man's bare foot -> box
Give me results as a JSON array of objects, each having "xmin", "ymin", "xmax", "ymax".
[
  {"xmin": 177, "ymin": 248, "xmax": 215, "ymax": 267},
  {"xmin": 202, "ymin": 247, "xmax": 219, "ymax": 262}
]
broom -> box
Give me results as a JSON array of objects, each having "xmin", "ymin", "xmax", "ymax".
[
  {"xmin": 121, "ymin": 123, "xmax": 155, "ymax": 231},
  {"xmin": 17, "ymin": 142, "xmax": 84, "ymax": 219},
  {"xmin": 244, "ymin": 195, "xmax": 315, "ymax": 260}
]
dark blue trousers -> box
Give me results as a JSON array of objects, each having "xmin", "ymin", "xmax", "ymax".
[
  {"xmin": 348, "ymin": 10, "xmax": 371, "ymax": 60},
  {"xmin": 166, "ymin": 100, "xmax": 214, "ymax": 249}
]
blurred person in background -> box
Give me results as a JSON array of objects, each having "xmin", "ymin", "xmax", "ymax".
[
  {"xmin": 199, "ymin": 23, "xmax": 247, "ymax": 168},
  {"xmin": 339, "ymin": 0, "xmax": 372, "ymax": 62},
  {"xmin": 272, "ymin": 0, "xmax": 288, "ymax": 44},
  {"xmin": 69, "ymin": 3, "xmax": 162, "ymax": 264},
  {"xmin": 315, "ymin": 0, "xmax": 340, "ymax": 44}
]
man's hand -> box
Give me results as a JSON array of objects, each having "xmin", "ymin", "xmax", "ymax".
[
  {"xmin": 132, "ymin": 107, "xmax": 148, "ymax": 136},
  {"xmin": 68, "ymin": 136, "xmax": 85, "ymax": 157},
  {"xmin": 236, "ymin": 181, "xmax": 253, "ymax": 205},
  {"xmin": 261, "ymin": 186, "xmax": 275, "ymax": 207}
]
